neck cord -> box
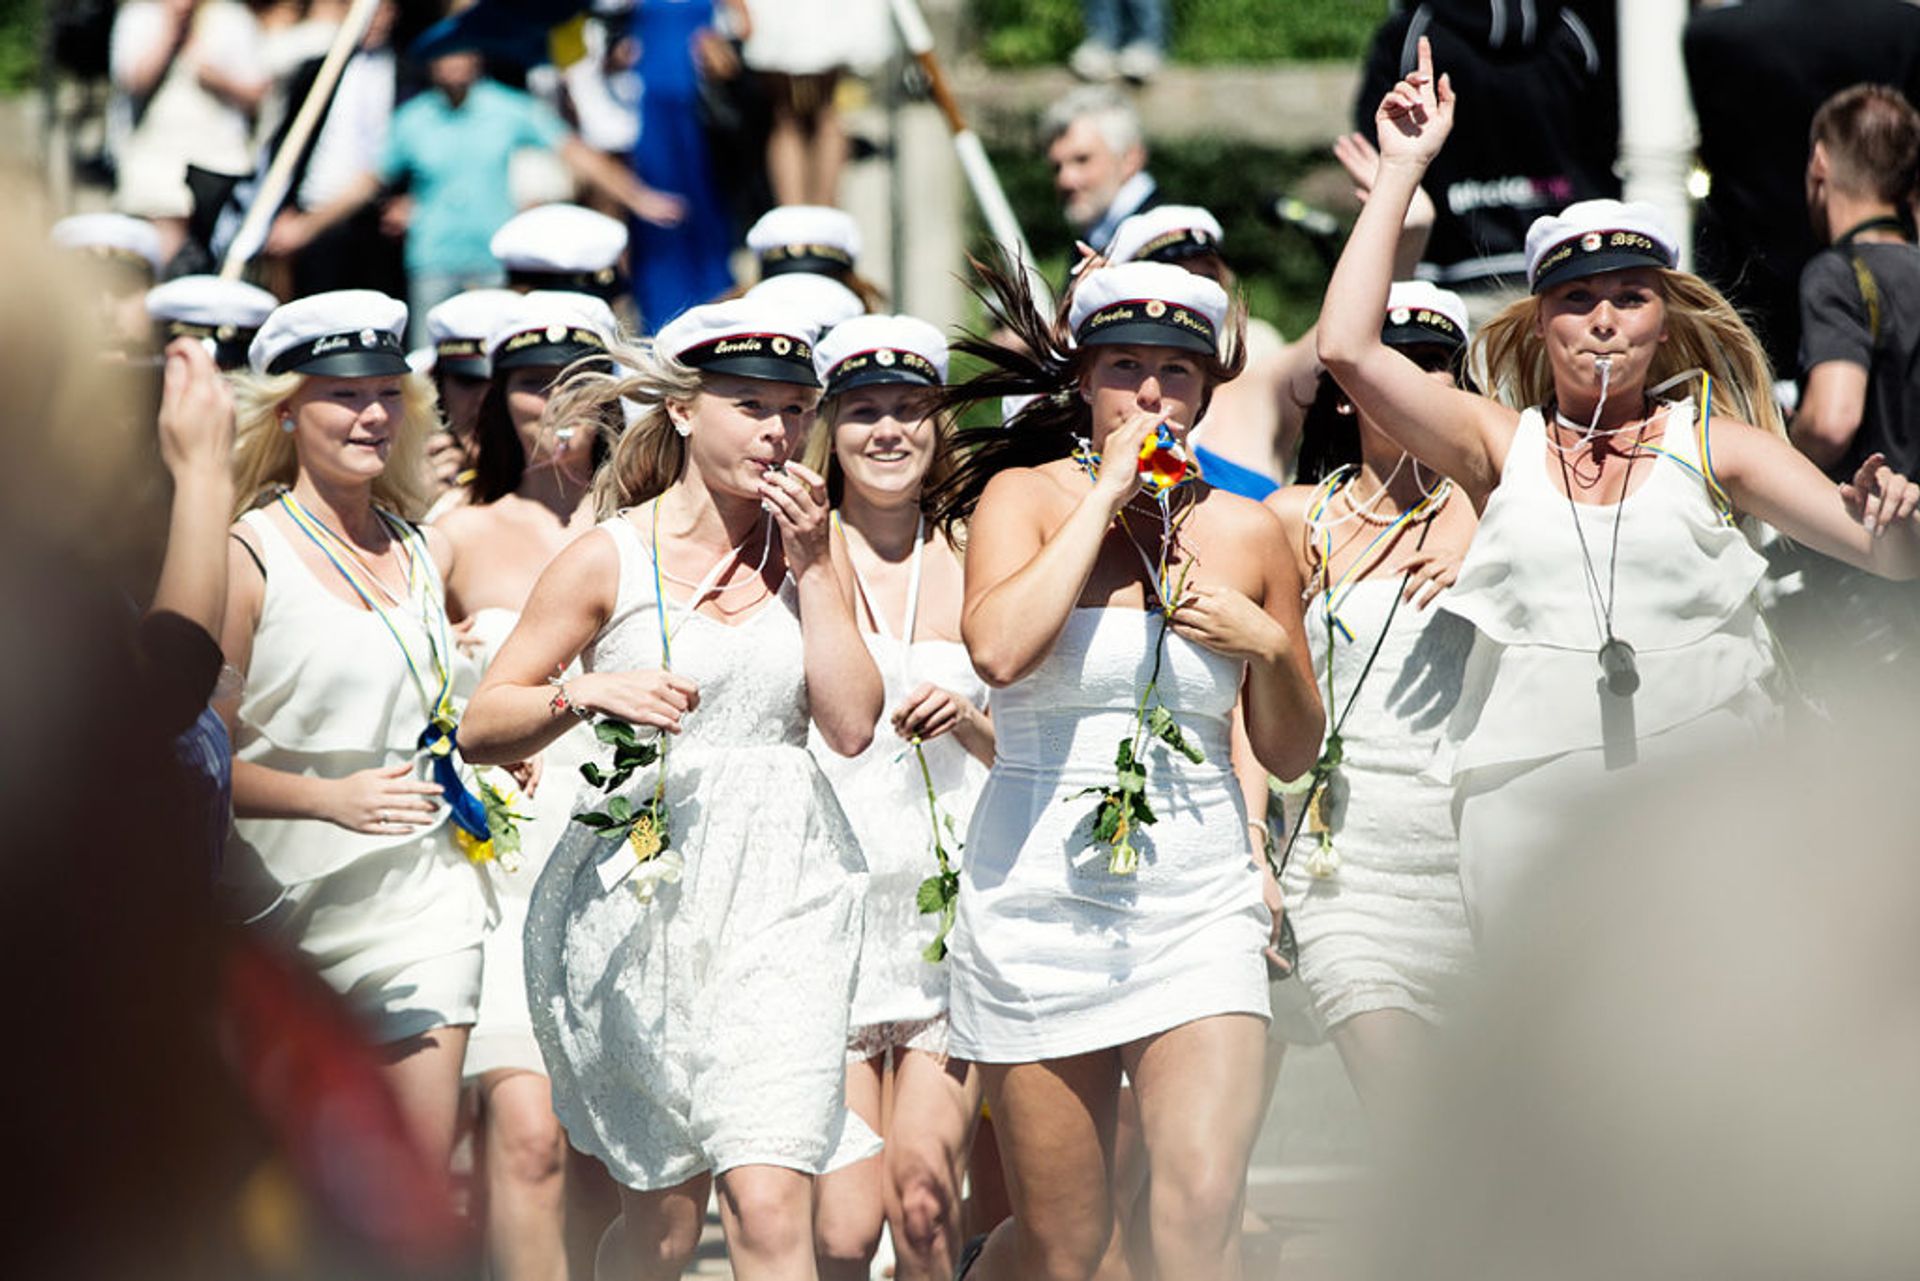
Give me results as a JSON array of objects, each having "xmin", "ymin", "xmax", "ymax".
[
  {"xmin": 1550, "ymin": 372, "xmax": 1648, "ymax": 694},
  {"xmin": 1340, "ymin": 456, "xmax": 1447, "ymax": 527},
  {"xmin": 649, "ymin": 500, "xmax": 773, "ymax": 655},
  {"xmin": 1304, "ymin": 466, "xmax": 1453, "ymax": 640},
  {"xmin": 834, "ymin": 510, "xmax": 928, "ymax": 686},
  {"xmin": 651, "ymin": 506, "xmax": 774, "ymax": 594}
]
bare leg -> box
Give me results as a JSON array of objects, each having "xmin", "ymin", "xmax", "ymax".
[
  {"xmin": 379, "ymin": 1024, "xmax": 471, "ymax": 1160},
  {"xmin": 814, "ymin": 1054, "xmax": 886, "ymax": 1280},
  {"xmin": 765, "ymin": 75, "xmax": 808, "ymax": 207},
  {"xmin": 963, "ymin": 1107, "xmax": 1012, "ymax": 1242},
  {"xmin": 605, "ymin": 1174, "xmax": 709, "ymax": 1281},
  {"xmin": 1328, "ymin": 1007, "xmax": 1432, "ymax": 1130},
  {"xmin": 716, "ymin": 1163, "xmax": 820, "ymax": 1281},
  {"xmin": 479, "ymin": 1069, "xmax": 568, "ymax": 1281},
  {"xmin": 567, "ymin": 1145, "xmax": 622, "ymax": 1279},
  {"xmin": 803, "ymin": 88, "xmax": 847, "ymax": 206},
  {"xmin": 1123, "ymin": 1014, "xmax": 1269, "ymax": 1281},
  {"xmin": 886, "ymin": 1049, "xmax": 980, "ymax": 1280},
  {"xmin": 966, "ymin": 1052, "xmax": 1130, "ymax": 1281}
]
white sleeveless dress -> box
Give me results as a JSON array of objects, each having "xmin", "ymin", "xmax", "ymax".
[
  {"xmin": 461, "ymin": 607, "xmax": 593, "ymax": 1080},
  {"xmin": 222, "ymin": 509, "xmax": 493, "ymax": 1043},
  {"xmin": 948, "ymin": 608, "xmax": 1270, "ymax": 1062},
  {"xmin": 1439, "ymin": 402, "xmax": 1780, "ymax": 934},
  {"xmin": 1282, "ymin": 581, "xmax": 1475, "ymax": 1029},
  {"xmin": 810, "ymin": 528, "xmax": 989, "ymax": 1060},
  {"xmin": 523, "ymin": 513, "xmax": 879, "ymax": 1190}
]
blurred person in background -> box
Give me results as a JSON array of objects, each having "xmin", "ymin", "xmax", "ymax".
[
  {"xmin": 740, "ymin": 0, "xmax": 888, "ymax": 206},
  {"xmin": 1044, "ymin": 85, "xmax": 1160, "ymax": 255},
  {"xmin": 1685, "ymin": 0, "xmax": 1920, "ymax": 375},
  {"xmin": 51, "ymin": 211, "xmax": 168, "ymax": 359},
  {"xmin": 1775, "ymin": 83, "xmax": 1920, "ymax": 701},
  {"xmin": 1354, "ymin": 0, "xmax": 1615, "ymax": 322},
  {"xmin": 1069, "ymin": 0, "xmax": 1167, "ymax": 85},
  {"xmin": 110, "ymin": 0, "xmax": 268, "ymax": 261},
  {"xmin": 218, "ymin": 291, "xmax": 496, "ymax": 1165},
  {"xmin": 266, "ymin": 43, "xmax": 683, "ymax": 344},
  {"xmin": 561, "ymin": 0, "xmax": 644, "ymax": 224}
]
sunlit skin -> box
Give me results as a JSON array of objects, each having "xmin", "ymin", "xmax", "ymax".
[
  {"xmin": 830, "ymin": 384, "xmax": 940, "ymax": 503},
  {"xmin": 504, "ymin": 364, "xmax": 598, "ymax": 480},
  {"xmin": 1077, "ymin": 344, "xmax": 1206, "ymax": 454},
  {"xmin": 669, "ymin": 371, "xmax": 821, "ymax": 498},
  {"xmin": 281, "ymin": 373, "xmax": 406, "ymax": 490},
  {"xmin": 1048, "ymin": 118, "xmax": 1143, "ymax": 231},
  {"xmin": 1534, "ymin": 267, "xmax": 1670, "ymax": 428},
  {"xmin": 439, "ymin": 371, "xmax": 490, "ymax": 444}
]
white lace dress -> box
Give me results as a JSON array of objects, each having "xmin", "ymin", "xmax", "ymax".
[
  {"xmin": 523, "ymin": 513, "xmax": 878, "ymax": 1190},
  {"xmin": 948, "ymin": 608, "xmax": 1270, "ymax": 1062},
  {"xmin": 1281, "ymin": 581, "xmax": 1475, "ymax": 1029},
  {"xmin": 461, "ymin": 607, "xmax": 593, "ymax": 1080},
  {"xmin": 810, "ymin": 532, "xmax": 988, "ymax": 1060}
]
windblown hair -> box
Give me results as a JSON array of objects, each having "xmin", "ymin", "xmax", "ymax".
[
  {"xmin": 543, "ymin": 338, "xmax": 706, "ymax": 518},
  {"xmin": 925, "ymin": 252, "xmax": 1249, "ymax": 534},
  {"xmin": 803, "ymin": 385, "xmax": 957, "ymax": 513},
  {"xmin": 1467, "ymin": 269, "xmax": 1786, "ymax": 439},
  {"xmin": 1812, "ymin": 83, "xmax": 1920, "ymax": 207},
  {"xmin": 228, "ymin": 369, "xmax": 440, "ymax": 519},
  {"xmin": 469, "ymin": 359, "xmax": 617, "ymax": 505}
]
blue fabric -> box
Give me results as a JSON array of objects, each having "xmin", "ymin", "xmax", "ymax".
[
  {"xmin": 629, "ymin": 0, "xmax": 736, "ymax": 330},
  {"xmin": 380, "ymin": 80, "xmax": 568, "ymax": 276},
  {"xmin": 173, "ymin": 705, "xmax": 232, "ymax": 879},
  {"xmin": 1082, "ymin": 0, "xmax": 1167, "ymax": 50},
  {"xmin": 1195, "ymin": 444, "xmax": 1280, "ymax": 501}
]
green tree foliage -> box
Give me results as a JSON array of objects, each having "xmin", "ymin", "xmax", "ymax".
[{"xmin": 970, "ymin": 0, "xmax": 1387, "ymax": 67}]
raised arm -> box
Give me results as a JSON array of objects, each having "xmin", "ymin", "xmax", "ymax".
[
  {"xmin": 1711, "ymin": 419, "xmax": 1920, "ymax": 580},
  {"xmin": 961, "ymin": 412, "xmax": 1160, "ymax": 687},
  {"xmin": 1315, "ymin": 37, "xmax": 1513, "ymax": 507}
]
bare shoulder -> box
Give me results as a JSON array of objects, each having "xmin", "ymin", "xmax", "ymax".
[
  {"xmin": 1262, "ymin": 482, "xmax": 1316, "ymax": 537},
  {"xmin": 1201, "ymin": 484, "xmax": 1288, "ymax": 550},
  {"xmin": 975, "ymin": 463, "xmax": 1075, "ymax": 526}
]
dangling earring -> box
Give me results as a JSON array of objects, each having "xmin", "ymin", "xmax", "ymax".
[
  {"xmin": 1335, "ymin": 399, "xmax": 1354, "ymax": 417},
  {"xmin": 672, "ymin": 414, "xmax": 692, "ymax": 439},
  {"xmin": 280, "ymin": 416, "xmax": 296, "ymax": 433}
]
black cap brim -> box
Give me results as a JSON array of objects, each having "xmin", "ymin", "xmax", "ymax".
[
  {"xmin": 292, "ymin": 349, "xmax": 413, "ymax": 378},
  {"xmin": 436, "ymin": 356, "xmax": 490, "ymax": 380},
  {"xmin": 760, "ymin": 255, "xmax": 852, "ymax": 279},
  {"xmin": 492, "ymin": 341, "xmax": 607, "ymax": 373},
  {"xmin": 825, "ymin": 365, "xmax": 939, "ymax": 397},
  {"xmin": 698, "ymin": 354, "xmax": 821, "ymax": 386},
  {"xmin": 1531, "ymin": 248, "xmax": 1670, "ymax": 295},
  {"xmin": 1078, "ymin": 321, "xmax": 1216, "ymax": 357},
  {"xmin": 1381, "ymin": 322, "xmax": 1464, "ymax": 351}
]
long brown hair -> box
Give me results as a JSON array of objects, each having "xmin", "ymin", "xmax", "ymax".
[
  {"xmin": 925, "ymin": 253, "xmax": 1249, "ymax": 534},
  {"xmin": 1468, "ymin": 269, "xmax": 1786, "ymax": 439},
  {"xmin": 542, "ymin": 339, "xmax": 705, "ymax": 518}
]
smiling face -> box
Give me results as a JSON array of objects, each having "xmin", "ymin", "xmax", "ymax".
[
  {"xmin": 1049, "ymin": 118, "xmax": 1142, "ymax": 231},
  {"xmin": 829, "ymin": 383, "xmax": 939, "ymax": 505},
  {"xmin": 1535, "ymin": 267, "xmax": 1669, "ymax": 403},
  {"xmin": 671, "ymin": 372, "xmax": 820, "ymax": 499},
  {"xmin": 1078, "ymin": 343, "xmax": 1207, "ymax": 451},
  {"xmin": 284, "ymin": 373, "xmax": 406, "ymax": 487}
]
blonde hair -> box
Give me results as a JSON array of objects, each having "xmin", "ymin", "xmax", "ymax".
[
  {"xmin": 228, "ymin": 369, "xmax": 441, "ymax": 519},
  {"xmin": 803, "ymin": 386, "xmax": 958, "ymax": 513},
  {"xmin": 543, "ymin": 337, "xmax": 704, "ymax": 518},
  {"xmin": 1468, "ymin": 269, "xmax": 1787, "ymax": 439}
]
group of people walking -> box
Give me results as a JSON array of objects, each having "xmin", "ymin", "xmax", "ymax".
[{"xmin": 95, "ymin": 38, "xmax": 1920, "ymax": 1281}]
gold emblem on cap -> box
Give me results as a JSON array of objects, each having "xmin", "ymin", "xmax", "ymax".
[
  {"xmin": 771, "ymin": 335, "xmax": 792, "ymax": 355},
  {"xmin": 875, "ymin": 349, "xmax": 896, "ymax": 366},
  {"xmin": 1144, "ymin": 299, "xmax": 1167, "ymax": 318},
  {"xmin": 1390, "ymin": 307, "xmax": 1411, "ymax": 324},
  {"xmin": 1580, "ymin": 232, "xmax": 1603, "ymax": 252},
  {"xmin": 359, "ymin": 328, "xmax": 379, "ymax": 346}
]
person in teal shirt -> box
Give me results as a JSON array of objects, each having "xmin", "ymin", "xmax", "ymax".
[{"xmin": 270, "ymin": 48, "xmax": 682, "ymax": 342}]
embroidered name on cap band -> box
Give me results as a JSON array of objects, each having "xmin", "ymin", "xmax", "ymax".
[
  {"xmin": 501, "ymin": 326, "xmax": 610, "ymax": 355},
  {"xmin": 825, "ymin": 348, "xmax": 940, "ymax": 387},
  {"xmin": 1080, "ymin": 298, "xmax": 1217, "ymax": 342},
  {"xmin": 267, "ymin": 327, "xmax": 407, "ymax": 374},
  {"xmin": 1385, "ymin": 306, "xmax": 1465, "ymax": 344},
  {"xmin": 1136, "ymin": 228, "xmax": 1218, "ymax": 262},
  {"xmin": 760, "ymin": 243, "xmax": 855, "ymax": 269},
  {"xmin": 436, "ymin": 338, "xmax": 484, "ymax": 358},
  {"xmin": 683, "ymin": 333, "xmax": 815, "ymax": 365},
  {"xmin": 1531, "ymin": 229, "xmax": 1673, "ymax": 290}
]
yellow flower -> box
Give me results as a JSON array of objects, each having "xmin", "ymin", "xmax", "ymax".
[
  {"xmin": 627, "ymin": 815, "xmax": 663, "ymax": 863},
  {"xmin": 454, "ymin": 826, "xmax": 495, "ymax": 865}
]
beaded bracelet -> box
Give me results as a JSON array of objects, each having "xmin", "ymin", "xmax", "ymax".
[{"xmin": 547, "ymin": 676, "xmax": 594, "ymax": 722}]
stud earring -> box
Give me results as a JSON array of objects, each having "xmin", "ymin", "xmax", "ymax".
[{"xmin": 280, "ymin": 417, "xmax": 296, "ymax": 433}]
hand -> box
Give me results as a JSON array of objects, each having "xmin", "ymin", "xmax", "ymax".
[
  {"xmin": 156, "ymin": 338, "xmax": 236, "ymax": 482},
  {"xmin": 1333, "ymin": 130, "xmax": 1437, "ymax": 232},
  {"xmin": 1259, "ymin": 858, "xmax": 1294, "ymax": 979},
  {"xmin": 1169, "ymin": 581, "xmax": 1291, "ymax": 664},
  {"xmin": 760, "ymin": 461, "xmax": 833, "ymax": 577},
  {"xmin": 1375, "ymin": 35, "xmax": 1454, "ymax": 170},
  {"xmin": 627, "ymin": 184, "xmax": 687, "ymax": 228},
  {"xmin": 693, "ymin": 29, "xmax": 741, "ymax": 78},
  {"xmin": 506, "ymin": 754, "xmax": 543, "ymax": 799},
  {"xmin": 1070, "ymin": 239, "xmax": 1108, "ymax": 279},
  {"xmin": 450, "ymin": 615, "xmax": 485, "ymax": 658},
  {"xmin": 1839, "ymin": 452, "xmax": 1920, "ymax": 537},
  {"xmin": 263, "ymin": 209, "xmax": 315, "ymax": 258},
  {"xmin": 1090, "ymin": 411, "xmax": 1162, "ymax": 512},
  {"xmin": 325, "ymin": 762, "xmax": 444, "ymax": 834},
  {"xmin": 378, "ymin": 194, "xmax": 413, "ymax": 239},
  {"xmin": 570, "ymin": 668, "xmax": 702, "ymax": 734},
  {"xmin": 1397, "ymin": 547, "xmax": 1463, "ymax": 609},
  {"xmin": 425, "ymin": 429, "xmax": 467, "ymax": 490},
  {"xmin": 892, "ymin": 683, "xmax": 978, "ymax": 743}
]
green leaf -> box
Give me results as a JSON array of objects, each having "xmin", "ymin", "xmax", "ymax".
[
  {"xmin": 574, "ymin": 811, "xmax": 618, "ymax": 831},
  {"xmin": 595, "ymin": 719, "xmax": 640, "ymax": 747},
  {"xmin": 1130, "ymin": 791, "xmax": 1156, "ymax": 825},
  {"xmin": 580, "ymin": 761, "xmax": 608, "ymax": 788},
  {"xmin": 1114, "ymin": 737, "xmax": 1137, "ymax": 770},
  {"xmin": 915, "ymin": 874, "xmax": 949, "ymax": 915},
  {"xmin": 1117, "ymin": 760, "xmax": 1147, "ymax": 793},
  {"xmin": 607, "ymin": 795, "xmax": 632, "ymax": 823},
  {"xmin": 614, "ymin": 740, "xmax": 660, "ymax": 769},
  {"xmin": 1091, "ymin": 795, "xmax": 1124, "ymax": 843}
]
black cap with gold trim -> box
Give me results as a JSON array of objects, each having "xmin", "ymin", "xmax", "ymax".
[
  {"xmin": 746, "ymin": 205, "xmax": 862, "ymax": 279},
  {"xmin": 1107, "ymin": 205, "xmax": 1225, "ymax": 267},
  {"xmin": 1381, "ymin": 281, "xmax": 1469, "ymax": 351},
  {"xmin": 656, "ymin": 302, "xmax": 819, "ymax": 386},
  {"xmin": 249, "ymin": 290, "xmax": 410, "ymax": 378},
  {"xmin": 145, "ymin": 275, "xmax": 279, "ymax": 371},
  {"xmin": 491, "ymin": 204, "xmax": 628, "ymax": 299},
  {"xmin": 1068, "ymin": 261, "xmax": 1228, "ymax": 357},
  {"xmin": 814, "ymin": 314, "xmax": 949, "ymax": 397},
  {"xmin": 488, "ymin": 291, "xmax": 619, "ymax": 373},
  {"xmin": 425, "ymin": 288, "xmax": 520, "ymax": 379}
]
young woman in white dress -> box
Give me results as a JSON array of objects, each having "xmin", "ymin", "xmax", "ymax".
[
  {"xmin": 1318, "ymin": 39, "xmax": 1920, "ymax": 935},
  {"xmin": 459, "ymin": 300, "xmax": 884, "ymax": 1281},
  {"xmin": 802, "ymin": 315, "xmax": 993, "ymax": 1281},
  {"xmin": 1262, "ymin": 282, "xmax": 1478, "ymax": 1115},
  {"xmin": 433, "ymin": 291, "xmax": 618, "ymax": 1281},
  {"xmin": 218, "ymin": 291, "xmax": 494, "ymax": 1161},
  {"xmin": 929, "ymin": 260, "xmax": 1324, "ymax": 1281}
]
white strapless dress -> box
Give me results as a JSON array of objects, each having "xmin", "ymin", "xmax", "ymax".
[{"xmin": 947, "ymin": 608, "xmax": 1270, "ymax": 1062}]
